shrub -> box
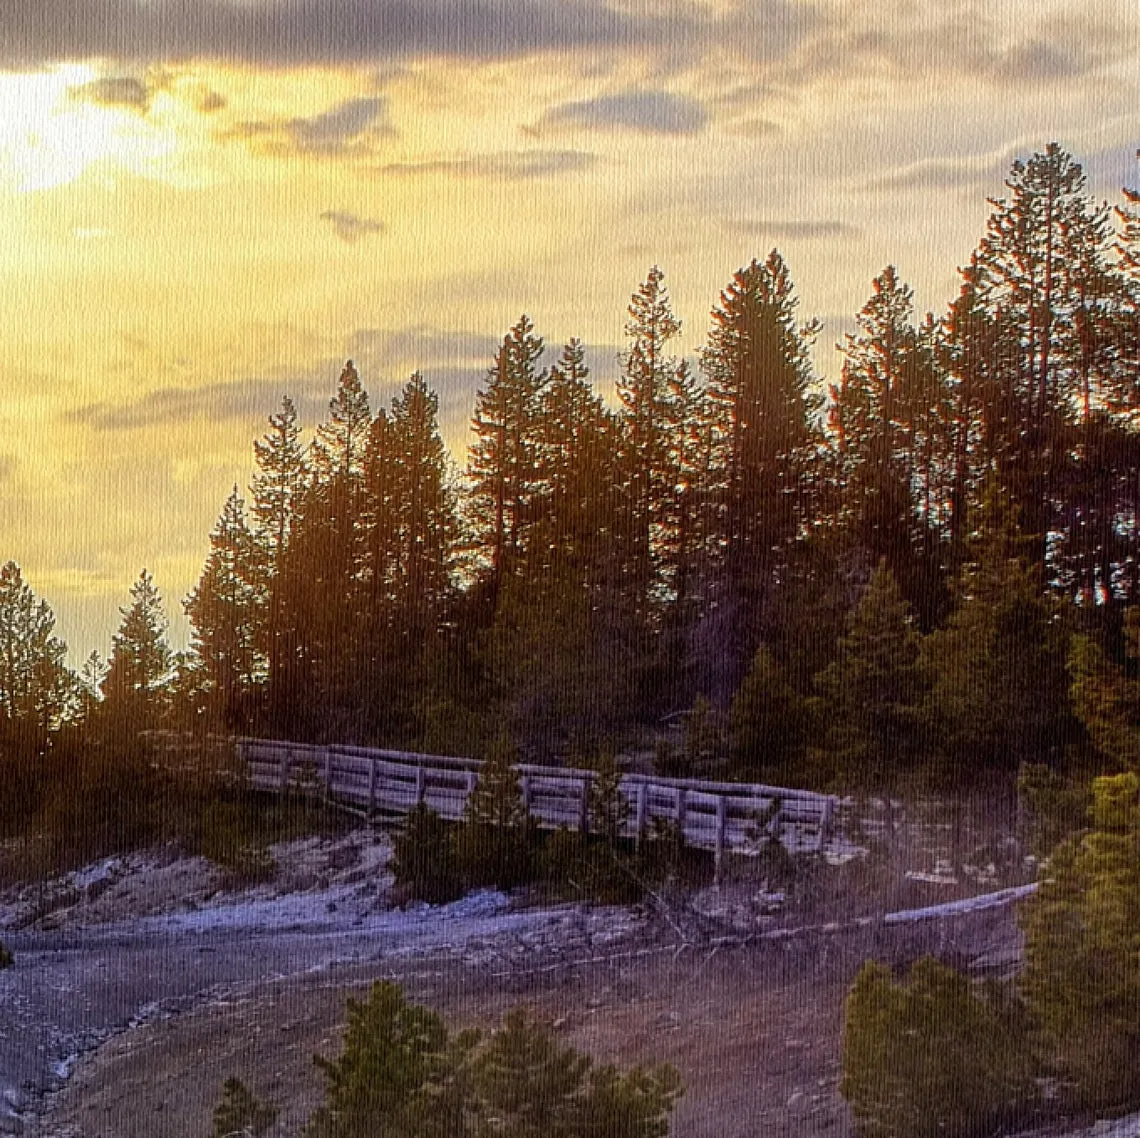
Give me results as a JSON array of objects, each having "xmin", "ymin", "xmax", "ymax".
[
  {"xmin": 1020, "ymin": 772, "xmax": 1140, "ymax": 1110},
  {"xmin": 304, "ymin": 982, "xmax": 682, "ymax": 1138},
  {"xmin": 303, "ymin": 981, "xmax": 477, "ymax": 1138},
  {"xmin": 475, "ymin": 1007, "xmax": 682, "ymax": 1138},
  {"xmin": 457, "ymin": 735, "xmax": 539, "ymax": 890},
  {"xmin": 0, "ymin": 941, "xmax": 12, "ymax": 969},
  {"xmin": 841, "ymin": 957, "xmax": 1036, "ymax": 1138},
  {"xmin": 537, "ymin": 829, "xmax": 643, "ymax": 906},
  {"xmin": 37, "ymin": 740, "xmax": 169, "ymax": 862},
  {"xmin": 196, "ymin": 801, "xmax": 277, "ymax": 887},
  {"xmin": 389, "ymin": 805, "xmax": 463, "ymax": 904},
  {"xmin": 586, "ymin": 752, "xmax": 630, "ymax": 843},
  {"xmin": 1017, "ymin": 762, "xmax": 1091, "ymax": 859},
  {"xmin": 210, "ymin": 1076, "xmax": 278, "ymax": 1138}
]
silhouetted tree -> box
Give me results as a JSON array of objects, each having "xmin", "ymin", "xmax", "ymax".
[{"xmin": 102, "ymin": 569, "xmax": 173, "ymax": 730}]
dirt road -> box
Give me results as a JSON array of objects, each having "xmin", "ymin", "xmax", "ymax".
[{"xmin": 0, "ymin": 835, "xmax": 1031, "ymax": 1138}]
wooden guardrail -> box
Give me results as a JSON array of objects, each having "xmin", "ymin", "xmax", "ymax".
[{"xmin": 234, "ymin": 738, "xmax": 840, "ymax": 870}]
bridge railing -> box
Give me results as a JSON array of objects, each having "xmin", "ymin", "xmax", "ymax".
[{"xmin": 235, "ymin": 738, "xmax": 840, "ymax": 864}]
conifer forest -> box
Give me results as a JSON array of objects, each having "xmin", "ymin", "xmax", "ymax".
[{"xmin": 6, "ymin": 143, "xmax": 1140, "ymax": 794}]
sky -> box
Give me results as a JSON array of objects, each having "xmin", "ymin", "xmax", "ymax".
[{"xmin": 0, "ymin": 0, "xmax": 1138, "ymax": 662}]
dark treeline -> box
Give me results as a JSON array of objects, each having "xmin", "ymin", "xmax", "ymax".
[{"xmin": 7, "ymin": 142, "xmax": 1140, "ymax": 791}]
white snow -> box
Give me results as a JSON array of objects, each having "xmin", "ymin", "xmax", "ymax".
[{"xmin": 882, "ymin": 883, "xmax": 1038, "ymax": 924}]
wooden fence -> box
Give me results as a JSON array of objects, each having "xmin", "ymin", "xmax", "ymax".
[{"xmin": 234, "ymin": 738, "xmax": 840, "ymax": 870}]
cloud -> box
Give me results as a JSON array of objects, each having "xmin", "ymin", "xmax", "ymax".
[
  {"xmin": 195, "ymin": 88, "xmax": 226, "ymax": 113},
  {"xmin": 378, "ymin": 149, "xmax": 596, "ymax": 180},
  {"xmin": 861, "ymin": 147, "xmax": 1017, "ymax": 192},
  {"xmin": 349, "ymin": 326, "xmax": 500, "ymax": 370},
  {"xmin": 984, "ymin": 39, "xmax": 1091, "ymax": 84},
  {"xmin": 70, "ymin": 75, "xmax": 153, "ymax": 112},
  {"xmin": 0, "ymin": 0, "xmax": 691, "ymax": 68},
  {"xmin": 540, "ymin": 89, "xmax": 709, "ymax": 135},
  {"xmin": 320, "ymin": 210, "xmax": 386, "ymax": 243},
  {"xmin": 727, "ymin": 218, "xmax": 859, "ymax": 241},
  {"xmin": 226, "ymin": 94, "xmax": 394, "ymax": 157},
  {"xmin": 66, "ymin": 378, "xmax": 334, "ymax": 433},
  {"xmin": 291, "ymin": 96, "xmax": 391, "ymax": 149}
]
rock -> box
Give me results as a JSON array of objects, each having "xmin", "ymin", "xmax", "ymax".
[
  {"xmin": 786, "ymin": 1091, "xmax": 806, "ymax": 1111},
  {"xmin": 1, "ymin": 1089, "xmax": 22, "ymax": 1113}
]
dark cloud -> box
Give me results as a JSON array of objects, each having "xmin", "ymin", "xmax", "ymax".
[
  {"xmin": 727, "ymin": 218, "xmax": 859, "ymax": 240},
  {"xmin": 541, "ymin": 89, "xmax": 709, "ymax": 135},
  {"xmin": 320, "ymin": 210, "xmax": 386, "ymax": 243},
  {"xmin": 66, "ymin": 377, "xmax": 334, "ymax": 433},
  {"xmin": 226, "ymin": 94, "xmax": 394, "ymax": 156},
  {"xmin": 378, "ymin": 149, "xmax": 596, "ymax": 180},
  {"xmin": 292, "ymin": 96, "xmax": 391, "ymax": 148},
  {"xmin": 70, "ymin": 75, "xmax": 153, "ymax": 112},
  {"xmin": 983, "ymin": 39, "xmax": 1098, "ymax": 85},
  {"xmin": 0, "ymin": 1, "xmax": 693, "ymax": 68},
  {"xmin": 195, "ymin": 88, "xmax": 227, "ymax": 113}
]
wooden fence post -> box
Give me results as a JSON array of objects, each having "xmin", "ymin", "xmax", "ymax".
[
  {"xmin": 521, "ymin": 774, "xmax": 531, "ymax": 811},
  {"xmin": 416, "ymin": 763, "xmax": 426, "ymax": 806},
  {"xmin": 280, "ymin": 748, "xmax": 290, "ymax": 797},
  {"xmin": 579, "ymin": 775, "xmax": 590, "ymax": 835},
  {"xmin": 714, "ymin": 795, "xmax": 727, "ymax": 884},
  {"xmin": 323, "ymin": 748, "xmax": 332, "ymax": 803},
  {"xmin": 675, "ymin": 787, "xmax": 687, "ymax": 830},
  {"xmin": 368, "ymin": 757, "xmax": 377, "ymax": 814},
  {"xmin": 635, "ymin": 783, "xmax": 648, "ymax": 847}
]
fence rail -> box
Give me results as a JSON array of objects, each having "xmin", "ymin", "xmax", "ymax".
[{"xmin": 230, "ymin": 737, "xmax": 840, "ymax": 868}]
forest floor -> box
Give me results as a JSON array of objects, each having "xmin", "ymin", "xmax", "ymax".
[{"xmin": 0, "ymin": 827, "xmax": 1116, "ymax": 1138}]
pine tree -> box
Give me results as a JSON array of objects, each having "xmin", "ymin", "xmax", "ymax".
[
  {"xmin": 304, "ymin": 981, "xmax": 473, "ymax": 1138},
  {"xmin": 355, "ymin": 373, "xmax": 457, "ymax": 739},
  {"xmin": 971, "ymin": 144, "xmax": 1118, "ymax": 577},
  {"xmin": 467, "ymin": 316, "xmax": 548, "ymax": 589},
  {"xmin": 102, "ymin": 570, "xmax": 174, "ymax": 730},
  {"xmin": 185, "ymin": 487, "xmax": 268, "ymax": 726},
  {"xmin": 730, "ymin": 646, "xmax": 809, "ymax": 777},
  {"xmin": 1068, "ymin": 605, "xmax": 1140, "ymax": 770},
  {"xmin": 814, "ymin": 561, "xmax": 926, "ymax": 783},
  {"xmin": 210, "ymin": 1077, "xmax": 278, "ymax": 1138},
  {"xmin": 0, "ymin": 562, "xmax": 76, "ymax": 736},
  {"xmin": 617, "ymin": 266, "xmax": 683, "ymax": 614},
  {"xmin": 830, "ymin": 268, "xmax": 950, "ymax": 621},
  {"xmin": 250, "ymin": 396, "xmax": 309, "ymax": 725},
  {"xmin": 920, "ymin": 486, "xmax": 1073, "ymax": 777},
  {"xmin": 701, "ymin": 251, "xmax": 822, "ymax": 677},
  {"xmin": 536, "ymin": 339, "xmax": 620, "ymax": 580},
  {"xmin": 1021, "ymin": 772, "xmax": 1140, "ymax": 1109},
  {"xmin": 313, "ymin": 360, "xmax": 372, "ymax": 481}
]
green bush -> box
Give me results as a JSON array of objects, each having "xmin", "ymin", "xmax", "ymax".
[
  {"xmin": 1017, "ymin": 762, "xmax": 1091, "ymax": 859},
  {"xmin": 841, "ymin": 957, "xmax": 1036, "ymax": 1138},
  {"xmin": 210, "ymin": 1076, "xmax": 277, "ymax": 1138},
  {"xmin": 303, "ymin": 981, "xmax": 478, "ymax": 1138},
  {"xmin": 455, "ymin": 818, "xmax": 538, "ymax": 891},
  {"xmin": 195, "ymin": 800, "xmax": 277, "ymax": 887},
  {"xmin": 303, "ymin": 981, "xmax": 682, "ymax": 1138},
  {"xmin": 537, "ymin": 829, "xmax": 643, "ymax": 906},
  {"xmin": 457, "ymin": 735, "xmax": 540, "ymax": 890},
  {"xmin": 37, "ymin": 741, "xmax": 170, "ymax": 863},
  {"xmin": 0, "ymin": 941, "xmax": 12, "ymax": 969},
  {"xmin": 389, "ymin": 804, "xmax": 463, "ymax": 904},
  {"xmin": 1021, "ymin": 772, "xmax": 1140, "ymax": 1110}
]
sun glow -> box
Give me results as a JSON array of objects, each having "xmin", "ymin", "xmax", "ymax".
[{"xmin": 0, "ymin": 66, "xmax": 176, "ymax": 192}]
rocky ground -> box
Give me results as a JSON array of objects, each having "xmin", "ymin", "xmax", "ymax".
[{"xmin": 0, "ymin": 828, "xmax": 1132, "ymax": 1138}]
